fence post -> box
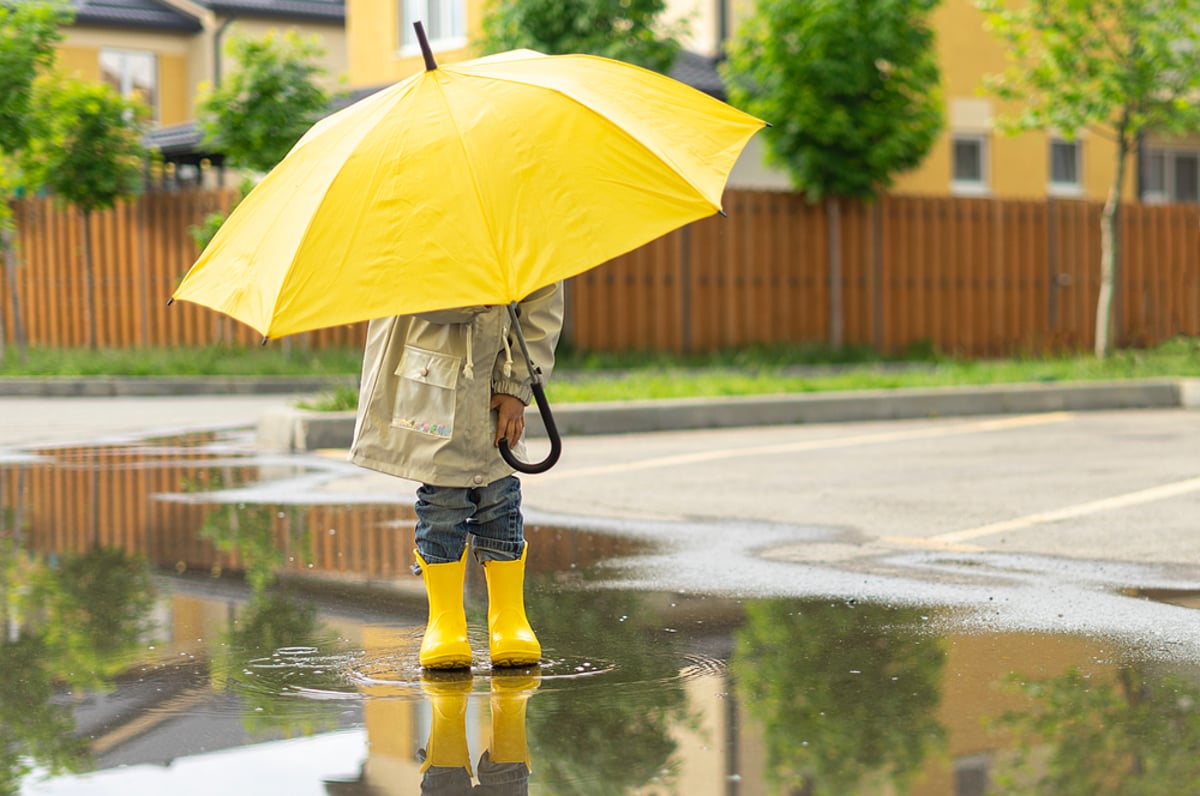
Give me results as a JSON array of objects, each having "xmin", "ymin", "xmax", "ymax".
[
  {"xmin": 679, "ymin": 225, "xmax": 692, "ymax": 354},
  {"xmin": 827, "ymin": 196, "xmax": 843, "ymax": 348},
  {"xmin": 871, "ymin": 200, "xmax": 883, "ymax": 351},
  {"xmin": 1047, "ymin": 197, "xmax": 1059, "ymax": 336}
]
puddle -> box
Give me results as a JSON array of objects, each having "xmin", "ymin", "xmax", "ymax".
[{"xmin": 4, "ymin": 433, "xmax": 1200, "ymax": 794}]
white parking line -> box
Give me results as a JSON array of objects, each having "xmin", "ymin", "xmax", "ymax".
[
  {"xmin": 537, "ymin": 411, "xmax": 1074, "ymax": 482},
  {"xmin": 929, "ymin": 474, "xmax": 1200, "ymax": 545}
]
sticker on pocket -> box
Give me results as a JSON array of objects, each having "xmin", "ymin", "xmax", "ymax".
[{"xmin": 392, "ymin": 346, "xmax": 461, "ymax": 439}]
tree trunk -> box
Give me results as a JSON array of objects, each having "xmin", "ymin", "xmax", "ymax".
[
  {"xmin": 1095, "ymin": 126, "xmax": 1130, "ymax": 358},
  {"xmin": 827, "ymin": 196, "xmax": 844, "ymax": 348},
  {"xmin": 3, "ymin": 227, "xmax": 28, "ymax": 366},
  {"xmin": 82, "ymin": 208, "xmax": 97, "ymax": 349}
]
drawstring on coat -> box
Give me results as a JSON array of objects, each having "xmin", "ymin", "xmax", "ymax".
[
  {"xmin": 462, "ymin": 324, "xmax": 475, "ymax": 380},
  {"xmin": 501, "ymin": 328, "xmax": 513, "ymax": 378}
]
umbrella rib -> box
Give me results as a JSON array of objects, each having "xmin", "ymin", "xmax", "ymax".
[
  {"xmin": 430, "ymin": 73, "xmax": 512, "ymax": 297},
  {"xmin": 452, "ymin": 62, "xmax": 732, "ymax": 212}
]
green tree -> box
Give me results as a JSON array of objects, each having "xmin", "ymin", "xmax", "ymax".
[
  {"xmin": 24, "ymin": 77, "xmax": 148, "ymax": 349},
  {"xmin": 731, "ymin": 600, "xmax": 947, "ymax": 794},
  {"xmin": 978, "ymin": 0, "xmax": 1200, "ymax": 358},
  {"xmin": 192, "ymin": 31, "xmax": 333, "ymax": 251},
  {"xmin": 721, "ymin": 0, "xmax": 943, "ymax": 346},
  {"xmin": 476, "ymin": 0, "xmax": 687, "ymax": 74},
  {"xmin": 197, "ymin": 30, "xmax": 331, "ymax": 175},
  {"xmin": 0, "ymin": 1, "xmax": 72, "ymax": 365}
]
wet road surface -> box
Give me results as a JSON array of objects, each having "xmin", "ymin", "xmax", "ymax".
[{"xmin": 2, "ymin": 397, "xmax": 1200, "ymax": 793}]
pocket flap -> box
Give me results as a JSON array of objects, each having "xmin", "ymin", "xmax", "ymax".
[{"xmin": 396, "ymin": 346, "xmax": 461, "ymax": 390}]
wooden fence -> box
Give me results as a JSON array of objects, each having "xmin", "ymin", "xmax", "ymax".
[{"xmin": 3, "ymin": 188, "xmax": 1200, "ymax": 356}]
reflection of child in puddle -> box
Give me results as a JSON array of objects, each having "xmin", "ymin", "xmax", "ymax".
[{"xmin": 419, "ymin": 674, "xmax": 538, "ymax": 795}]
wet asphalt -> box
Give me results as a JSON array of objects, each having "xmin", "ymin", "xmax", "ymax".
[{"xmin": 4, "ymin": 392, "xmax": 1200, "ymax": 659}]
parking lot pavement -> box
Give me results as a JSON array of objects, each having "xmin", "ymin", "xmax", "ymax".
[
  {"xmin": 517, "ymin": 407, "xmax": 1200, "ymax": 570},
  {"xmin": 5, "ymin": 396, "xmax": 1200, "ymax": 573}
]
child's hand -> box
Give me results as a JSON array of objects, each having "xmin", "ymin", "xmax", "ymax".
[{"xmin": 490, "ymin": 393, "xmax": 526, "ymax": 448}]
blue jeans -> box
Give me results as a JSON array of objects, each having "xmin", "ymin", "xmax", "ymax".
[{"xmin": 415, "ymin": 476, "xmax": 525, "ymax": 565}]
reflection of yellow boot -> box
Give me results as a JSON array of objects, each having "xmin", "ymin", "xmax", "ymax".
[
  {"xmin": 486, "ymin": 672, "xmax": 539, "ymax": 771},
  {"xmin": 419, "ymin": 673, "xmax": 474, "ymax": 777},
  {"xmin": 416, "ymin": 549, "xmax": 472, "ymax": 670},
  {"xmin": 483, "ymin": 544, "xmax": 541, "ymax": 667}
]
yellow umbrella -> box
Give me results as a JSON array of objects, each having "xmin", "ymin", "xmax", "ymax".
[
  {"xmin": 171, "ymin": 24, "xmax": 765, "ymax": 472},
  {"xmin": 171, "ymin": 28, "xmax": 765, "ymax": 340}
]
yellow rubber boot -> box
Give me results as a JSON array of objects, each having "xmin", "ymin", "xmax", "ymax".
[
  {"xmin": 419, "ymin": 673, "xmax": 474, "ymax": 776},
  {"xmin": 416, "ymin": 548, "xmax": 472, "ymax": 670},
  {"xmin": 483, "ymin": 543, "xmax": 541, "ymax": 667},
  {"xmin": 486, "ymin": 673, "xmax": 539, "ymax": 769}
]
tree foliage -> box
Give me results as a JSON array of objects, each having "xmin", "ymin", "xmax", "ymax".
[
  {"xmin": 978, "ymin": 0, "xmax": 1200, "ymax": 357},
  {"xmin": 721, "ymin": 0, "xmax": 943, "ymax": 201},
  {"xmin": 25, "ymin": 77, "xmax": 149, "ymax": 214},
  {"xmin": 476, "ymin": 0, "xmax": 686, "ymax": 74},
  {"xmin": 197, "ymin": 30, "xmax": 333, "ymax": 174},
  {"xmin": 0, "ymin": 1, "xmax": 72, "ymax": 157},
  {"xmin": 24, "ymin": 77, "xmax": 149, "ymax": 347}
]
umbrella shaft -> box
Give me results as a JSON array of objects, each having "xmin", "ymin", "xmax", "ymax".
[{"xmin": 506, "ymin": 302, "xmax": 542, "ymax": 385}]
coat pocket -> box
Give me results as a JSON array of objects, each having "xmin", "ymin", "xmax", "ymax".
[{"xmin": 391, "ymin": 346, "xmax": 461, "ymax": 439}]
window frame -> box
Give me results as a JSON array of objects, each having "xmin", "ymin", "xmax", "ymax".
[
  {"xmin": 1141, "ymin": 146, "xmax": 1200, "ymax": 204},
  {"xmin": 1048, "ymin": 137, "xmax": 1083, "ymax": 197},
  {"xmin": 951, "ymin": 133, "xmax": 989, "ymax": 196},
  {"xmin": 398, "ymin": 0, "xmax": 467, "ymax": 57},
  {"xmin": 99, "ymin": 47, "xmax": 159, "ymax": 125}
]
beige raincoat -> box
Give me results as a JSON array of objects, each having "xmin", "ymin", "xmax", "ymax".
[{"xmin": 349, "ymin": 283, "xmax": 564, "ymax": 487}]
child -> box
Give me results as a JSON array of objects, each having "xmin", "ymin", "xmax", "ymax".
[{"xmin": 349, "ymin": 283, "xmax": 564, "ymax": 669}]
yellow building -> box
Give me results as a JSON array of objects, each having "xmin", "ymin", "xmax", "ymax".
[
  {"xmin": 53, "ymin": 0, "xmax": 347, "ymax": 128},
  {"xmin": 658, "ymin": 0, "xmax": 1200, "ymax": 203},
  {"xmin": 37, "ymin": 0, "xmax": 348, "ymax": 183}
]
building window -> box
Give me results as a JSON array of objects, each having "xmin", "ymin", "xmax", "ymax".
[
  {"xmin": 1142, "ymin": 147, "xmax": 1200, "ymax": 203},
  {"xmin": 399, "ymin": 0, "xmax": 466, "ymax": 54},
  {"xmin": 952, "ymin": 134, "xmax": 988, "ymax": 195},
  {"xmin": 1049, "ymin": 138, "xmax": 1082, "ymax": 196},
  {"xmin": 100, "ymin": 49, "xmax": 158, "ymax": 125}
]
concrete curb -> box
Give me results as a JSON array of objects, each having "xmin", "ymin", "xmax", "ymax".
[
  {"xmin": 255, "ymin": 378, "xmax": 1200, "ymax": 451},
  {"xmin": 0, "ymin": 375, "xmax": 353, "ymax": 397}
]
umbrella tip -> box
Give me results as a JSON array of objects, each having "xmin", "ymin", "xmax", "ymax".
[
  {"xmin": 414, "ymin": 21, "xmax": 438, "ymax": 71},
  {"xmin": 260, "ymin": 336, "xmax": 269, "ymax": 346},
  {"xmin": 166, "ymin": 297, "xmax": 174, "ymax": 306}
]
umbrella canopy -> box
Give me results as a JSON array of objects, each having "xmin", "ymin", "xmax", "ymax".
[{"xmin": 171, "ymin": 43, "xmax": 766, "ymax": 339}]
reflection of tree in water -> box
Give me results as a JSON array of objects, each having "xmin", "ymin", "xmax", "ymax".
[
  {"xmin": 201, "ymin": 502, "xmax": 343, "ymax": 739},
  {"xmin": 0, "ymin": 545, "xmax": 156, "ymax": 794},
  {"xmin": 199, "ymin": 502, "xmax": 302, "ymax": 594},
  {"xmin": 731, "ymin": 600, "xmax": 947, "ymax": 795},
  {"xmin": 211, "ymin": 589, "xmax": 346, "ymax": 739},
  {"xmin": 523, "ymin": 589, "xmax": 691, "ymax": 794},
  {"xmin": 0, "ymin": 635, "xmax": 90, "ymax": 796},
  {"xmin": 993, "ymin": 664, "xmax": 1200, "ymax": 795},
  {"xmin": 31, "ymin": 546, "xmax": 157, "ymax": 688}
]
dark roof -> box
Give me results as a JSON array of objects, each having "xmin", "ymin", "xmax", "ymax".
[
  {"xmin": 70, "ymin": 0, "xmax": 202, "ymax": 32},
  {"xmin": 190, "ymin": 0, "xmax": 343, "ymax": 22},
  {"xmin": 144, "ymin": 83, "xmax": 385, "ymax": 158},
  {"xmin": 669, "ymin": 50, "xmax": 726, "ymax": 100}
]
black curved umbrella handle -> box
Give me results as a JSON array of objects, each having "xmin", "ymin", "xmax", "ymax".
[{"xmin": 498, "ymin": 380, "xmax": 562, "ymax": 474}]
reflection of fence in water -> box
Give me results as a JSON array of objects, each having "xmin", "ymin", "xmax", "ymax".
[
  {"xmin": 0, "ymin": 447, "xmax": 638, "ymax": 584},
  {"xmin": 0, "ymin": 444, "xmax": 417, "ymax": 581}
]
